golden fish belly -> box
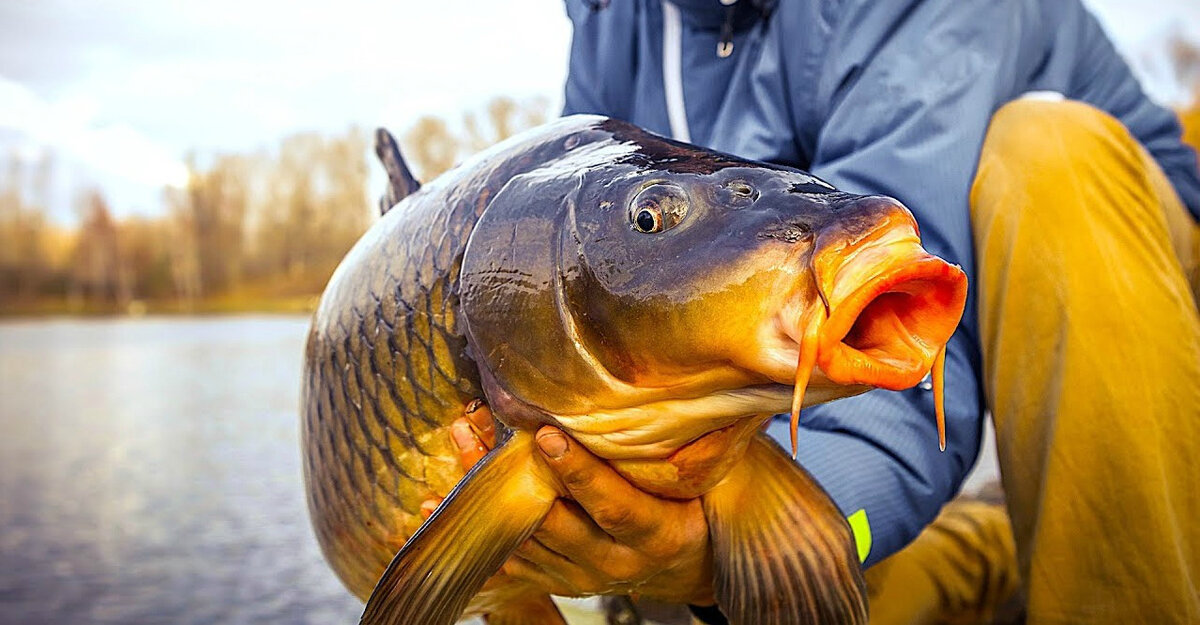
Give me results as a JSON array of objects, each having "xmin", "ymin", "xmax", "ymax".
[{"xmin": 607, "ymin": 416, "xmax": 768, "ymax": 499}]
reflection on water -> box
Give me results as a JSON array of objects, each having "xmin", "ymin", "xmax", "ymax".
[{"xmin": 0, "ymin": 317, "xmax": 362, "ymax": 624}]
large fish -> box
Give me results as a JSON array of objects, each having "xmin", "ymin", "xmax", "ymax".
[{"xmin": 301, "ymin": 115, "xmax": 967, "ymax": 625}]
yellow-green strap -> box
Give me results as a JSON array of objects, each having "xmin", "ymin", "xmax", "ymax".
[{"xmin": 847, "ymin": 509, "xmax": 871, "ymax": 563}]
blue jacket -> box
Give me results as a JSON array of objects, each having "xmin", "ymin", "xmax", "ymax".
[{"xmin": 563, "ymin": 0, "xmax": 1200, "ymax": 566}]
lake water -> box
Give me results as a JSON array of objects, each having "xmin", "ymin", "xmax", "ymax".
[
  {"xmin": 0, "ymin": 317, "xmax": 363, "ymax": 625},
  {"xmin": 0, "ymin": 316, "xmax": 997, "ymax": 625}
]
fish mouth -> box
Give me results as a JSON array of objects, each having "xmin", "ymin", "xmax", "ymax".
[
  {"xmin": 817, "ymin": 252, "xmax": 966, "ymax": 390},
  {"xmin": 771, "ymin": 210, "xmax": 967, "ymax": 456},
  {"xmin": 769, "ymin": 219, "xmax": 967, "ymax": 390}
]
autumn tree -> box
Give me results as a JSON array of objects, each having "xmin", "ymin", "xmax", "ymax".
[
  {"xmin": 116, "ymin": 216, "xmax": 176, "ymax": 299},
  {"xmin": 402, "ymin": 117, "xmax": 460, "ymax": 181},
  {"xmin": 69, "ymin": 191, "xmax": 127, "ymax": 306},
  {"xmin": 1167, "ymin": 31, "xmax": 1200, "ymax": 149},
  {"xmin": 404, "ymin": 96, "xmax": 551, "ymax": 182},
  {"xmin": 463, "ymin": 96, "xmax": 550, "ymax": 152},
  {"xmin": 251, "ymin": 129, "xmax": 371, "ymax": 289},
  {"xmin": 169, "ymin": 152, "xmax": 255, "ymax": 296},
  {"xmin": 0, "ymin": 155, "xmax": 53, "ymax": 301},
  {"xmin": 0, "ymin": 97, "xmax": 551, "ymax": 314}
]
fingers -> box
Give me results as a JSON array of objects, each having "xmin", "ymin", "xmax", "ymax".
[
  {"xmin": 450, "ymin": 418, "xmax": 489, "ymax": 470},
  {"xmin": 513, "ymin": 532, "xmax": 637, "ymax": 596},
  {"xmin": 437, "ymin": 401, "xmax": 496, "ymax": 520},
  {"xmin": 532, "ymin": 499, "xmax": 616, "ymax": 557},
  {"xmin": 449, "ymin": 399, "xmax": 496, "ymax": 471},
  {"xmin": 500, "ymin": 555, "xmax": 577, "ymax": 597},
  {"xmin": 535, "ymin": 426, "xmax": 660, "ymax": 547},
  {"xmin": 464, "ymin": 399, "xmax": 497, "ymax": 449},
  {"xmin": 513, "ymin": 536, "xmax": 585, "ymax": 578}
]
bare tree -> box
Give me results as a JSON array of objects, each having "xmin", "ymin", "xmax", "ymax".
[
  {"xmin": 0, "ymin": 154, "xmax": 52, "ymax": 301},
  {"xmin": 403, "ymin": 117, "xmax": 460, "ymax": 181},
  {"xmin": 69, "ymin": 191, "xmax": 126, "ymax": 306}
]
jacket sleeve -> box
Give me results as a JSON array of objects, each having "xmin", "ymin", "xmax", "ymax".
[{"xmin": 766, "ymin": 336, "xmax": 982, "ymax": 569}]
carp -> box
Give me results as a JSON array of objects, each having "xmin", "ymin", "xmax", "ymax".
[{"xmin": 301, "ymin": 115, "xmax": 967, "ymax": 624}]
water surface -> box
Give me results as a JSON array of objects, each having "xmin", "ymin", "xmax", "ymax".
[
  {"xmin": 0, "ymin": 316, "xmax": 995, "ymax": 625},
  {"xmin": 0, "ymin": 316, "xmax": 363, "ymax": 624}
]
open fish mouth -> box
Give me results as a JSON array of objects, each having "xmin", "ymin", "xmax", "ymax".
[
  {"xmin": 817, "ymin": 253, "xmax": 965, "ymax": 389},
  {"xmin": 783, "ymin": 214, "xmax": 968, "ymax": 456}
]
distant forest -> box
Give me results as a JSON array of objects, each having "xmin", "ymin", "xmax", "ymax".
[
  {"xmin": 3, "ymin": 33, "xmax": 1200, "ymax": 318},
  {"xmin": 0, "ymin": 96, "xmax": 548, "ymax": 315}
]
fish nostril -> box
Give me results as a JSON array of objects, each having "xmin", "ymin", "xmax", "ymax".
[{"xmin": 727, "ymin": 181, "xmax": 758, "ymax": 199}]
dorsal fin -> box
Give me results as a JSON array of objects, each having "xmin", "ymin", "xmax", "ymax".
[{"xmin": 374, "ymin": 127, "xmax": 422, "ymax": 215}]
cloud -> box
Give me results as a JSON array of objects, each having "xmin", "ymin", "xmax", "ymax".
[
  {"xmin": 0, "ymin": 0, "xmax": 572, "ymax": 221},
  {"xmin": 0, "ymin": 75, "xmax": 189, "ymax": 191}
]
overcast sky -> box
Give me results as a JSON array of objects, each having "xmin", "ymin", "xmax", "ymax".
[{"xmin": 1, "ymin": 0, "xmax": 1197, "ymax": 223}]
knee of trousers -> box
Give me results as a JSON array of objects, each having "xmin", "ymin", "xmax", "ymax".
[{"xmin": 971, "ymin": 98, "xmax": 1150, "ymax": 230}]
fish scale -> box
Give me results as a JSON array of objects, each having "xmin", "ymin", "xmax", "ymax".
[{"xmin": 302, "ymin": 139, "xmax": 547, "ymax": 601}]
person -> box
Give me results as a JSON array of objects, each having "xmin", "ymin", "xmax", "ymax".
[{"xmin": 442, "ymin": 1, "xmax": 1200, "ymax": 622}]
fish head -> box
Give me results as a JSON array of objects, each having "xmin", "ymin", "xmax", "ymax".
[
  {"xmin": 566, "ymin": 166, "xmax": 968, "ymax": 392},
  {"xmin": 460, "ymin": 118, "xmax": 966, "ymax": 494}
]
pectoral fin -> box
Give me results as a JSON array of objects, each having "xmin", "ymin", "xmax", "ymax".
[
  {"xmin": 701, "ymin": 433, "xmax": 867, "ymax": 625},
  {"xmin": 360, "ymin": 431, "xmax": 556, "ymax": 625}
]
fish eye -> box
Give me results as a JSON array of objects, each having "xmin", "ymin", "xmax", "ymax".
[
  {"xmin": 630, "ymin": 184, "xmax": 689, "ymax": 234},
  {"xmin": 635, "ymin": 208, "xmax": 660, "ymax": 232}
]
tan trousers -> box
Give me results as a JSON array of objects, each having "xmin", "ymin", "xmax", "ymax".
[{"xmin": 868, "ymin": 99, "xmax": 1200, "ymax": 624}]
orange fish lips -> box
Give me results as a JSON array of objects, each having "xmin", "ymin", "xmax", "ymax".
[
  {"xmin": 817, "ymin": 253, "xmax": 966, "ymax": 390},
  {"xmin": 786, "ymin": 216, "xmax": 968, "ymax": 457}
]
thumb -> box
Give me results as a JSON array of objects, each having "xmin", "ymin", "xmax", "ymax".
[{"xmin": 534, "ymin": 426, "xmax": 656, "ymax": 543}]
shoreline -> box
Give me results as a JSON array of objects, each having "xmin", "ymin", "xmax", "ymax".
[{"xmin": 0, "ymin": 295, "xmax": 320, "ymax": 319}]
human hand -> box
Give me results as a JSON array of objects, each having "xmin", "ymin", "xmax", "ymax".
[
  {"xmin": 427, "ymin": 401, "xmax": 716, "ymax": 606},
  {"xmin": 417, "ymin": 398, "xmax": 497, "ymax": 519}
]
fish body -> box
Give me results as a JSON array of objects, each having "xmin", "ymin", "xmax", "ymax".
[
  {"xmin": 302, "ymin": 120, "xmax": 567, "ymax": 597},
  {"xmin": 302, "ymin": 115, "xmax": 967, "ymax": 624}
]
